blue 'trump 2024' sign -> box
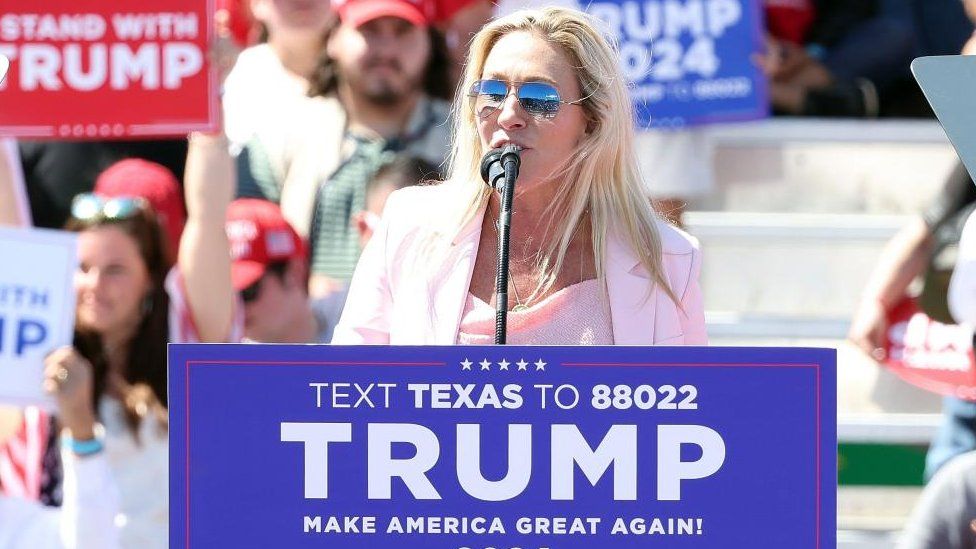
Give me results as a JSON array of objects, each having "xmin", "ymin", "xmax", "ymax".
[
  {"xmin": 585, "ymin": 0, "xmax": 768, "ymax": 127},
  {"xmin": 169, "ymin": 345, "xmax": 835, "ymax": 548}
]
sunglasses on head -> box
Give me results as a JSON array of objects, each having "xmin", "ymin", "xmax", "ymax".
[
  {"xmin": 71, "ymin": 193, "xmax": 147, "ymax": 222},
  {"xmin": 468, "ymin": 79, "xmax": 584, "ymax": 120}
]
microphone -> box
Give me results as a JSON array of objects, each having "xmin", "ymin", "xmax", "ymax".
[
  {"xmin": 479, "ymin": 144, "xmax": 522, "ymax": 344},
  {"xmin": 480, "ymin": 144, "xmax": 521, "ymax": 192},
  {"xmin": 480, "ymin": 149, "xmax": 503, "ymax": 190}
]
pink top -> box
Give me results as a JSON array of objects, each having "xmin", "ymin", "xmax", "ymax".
[{"xmin": 457, "ymin": 279, "xmax": 614, "ymax": 345}]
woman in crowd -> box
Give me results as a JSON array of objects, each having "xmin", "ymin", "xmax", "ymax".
[
  {"xmin": 0, "ymin": 148, "xmax": 122, "ymax": 542},
  {"xmin": 1, "ymin": 153, "xmax": 237, "ymax": 547},
  {"xmin": 0, "ymin": 19, "xmax": 241, "ymax": 547},
  {"xmin": 222, "ymin": 0, "xmax": 331, "ymax": 149},
  {"xmin": 50, "ymin": 194, "xmax": 173, "ymax": 548},
  {"xmin": 333, "ymin": 7, "xmax": 707, "ymax": 345}
]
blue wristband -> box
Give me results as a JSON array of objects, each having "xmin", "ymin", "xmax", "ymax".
[
  {"xmin": 805, "ymin": 43, "xmax": 827, "ymax": 61},
  {"xmin": 61, "ymin": 428, "xmax": 105, "ymax": 457}
]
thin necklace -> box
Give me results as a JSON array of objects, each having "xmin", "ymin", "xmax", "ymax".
[
  {"xmin": 489, "ymin": 203, "xmax": 586, "ymax": 312},
  {"xmin": 488, "ymin": 204, "xmax": 530, "ymax": 312},
  {"xmin": 510, "ymin": 268, "xmax": 528, "ymax": 312}
]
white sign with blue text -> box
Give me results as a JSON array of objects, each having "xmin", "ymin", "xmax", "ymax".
[{"xmin": 0, "ymin": 226, "xmax": 77, "ymax": 406}]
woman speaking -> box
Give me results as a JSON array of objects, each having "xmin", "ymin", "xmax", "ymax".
[{"xmin": 332, "ymin": 7, "xmax": 706, "ymax": 345}]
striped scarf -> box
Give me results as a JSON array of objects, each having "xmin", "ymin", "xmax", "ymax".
[{"xmin": 0, "ymin": 406, "xmax": 62, "ymax": 506}]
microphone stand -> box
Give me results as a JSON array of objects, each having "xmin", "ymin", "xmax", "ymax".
[{"xmin": 494, "ymin": 146, "xmax": 520, "ymax": 344}]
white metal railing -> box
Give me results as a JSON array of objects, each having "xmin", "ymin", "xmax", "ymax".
[
  {"xmin": 838, "ymin": 413, "xmax": 941, "ymax": 445},
  {"xmin": 837, "ymin": 529, "xmax": 900, "ymax": 549},
  {"xmin": 709, "ymin": 117, "xmax": 948, "ymax": 145},
  {"xmin": 685, "ymin": 211, "xmax": 908, "ymax": 241},
  {"xmin": 706, "ymin": 312, "xmax": 850, "ymax": 339}
]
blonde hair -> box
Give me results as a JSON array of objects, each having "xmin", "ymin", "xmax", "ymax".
[{"xmin": 442, "ymin": 6, "xmax": 677, "ymax": 305}]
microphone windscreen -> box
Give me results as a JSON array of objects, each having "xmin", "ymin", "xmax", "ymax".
[{"xmin": 480, "ymin": 148, "xmax": 504, "ymax": 187}]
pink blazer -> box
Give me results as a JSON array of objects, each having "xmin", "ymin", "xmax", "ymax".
[{"xmin": 332, "ymin": 185, "xmax": 707, "ymax": 345}]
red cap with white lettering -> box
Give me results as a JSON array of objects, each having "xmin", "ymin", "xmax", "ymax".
[{"xmin": 224, "ymin": 199, "xmax": 306, "ymax": 291}]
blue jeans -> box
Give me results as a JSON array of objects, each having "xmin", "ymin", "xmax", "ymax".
[{"xmin": 925, "ymin": 396, "xmax": 976, "ymax": 481}]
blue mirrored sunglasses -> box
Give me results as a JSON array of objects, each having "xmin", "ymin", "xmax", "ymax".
[
  {"xmin": 71, "ymin": 193, "xmax": 147, "ymax": 222},
  {"xmin": 468, "ymin": 79, "xmax": 584, "ymax": 120}
]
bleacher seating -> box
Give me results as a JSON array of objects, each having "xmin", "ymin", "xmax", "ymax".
[{"xmin": 674, "ymin": 117, "xmax": 961, "ymax": 545}]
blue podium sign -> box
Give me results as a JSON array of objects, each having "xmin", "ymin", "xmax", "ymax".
[
  {"xmin": 584, "ymin": 0, "xmax": 768, "ymax": 127},
  {"xmin": 169, "ymin": 345, "xmax": 835, "ymax": 548}
]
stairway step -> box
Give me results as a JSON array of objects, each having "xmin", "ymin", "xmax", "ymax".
[
  {"xmin": 686, "ymin": 213, "xmax": 912, "ymax": 317},
  {"xmin": 685, "ymin": 212, "xmax": 907, "ymax": 241},
  {"xmin": 710, "ymin": 118, "xmax": 949, "ymax": 144},
  {"xmin": 686, "ymin": 119, "xmax": 958, "ymax": 215}
]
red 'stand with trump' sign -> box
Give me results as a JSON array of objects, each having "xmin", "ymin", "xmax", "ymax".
[{"xmin": 0, "ymin": 0, "xmax": 217, "ymax": 139}]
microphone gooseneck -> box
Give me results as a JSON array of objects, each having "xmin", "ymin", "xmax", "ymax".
[
  {"xmin": 480, "ymin": 144, "xmax": 521, "ymax": 192},
  {"xmin": 479, "ymin": 145, "xmax": 522, "ymax": 344}
]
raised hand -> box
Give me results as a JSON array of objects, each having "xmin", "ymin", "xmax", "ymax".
[{"xmin": 44, "ymin": 346, "xmax": 97, "ymax": 440}]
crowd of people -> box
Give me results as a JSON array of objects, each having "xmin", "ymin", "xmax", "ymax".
[{"xmin": 0, "ymin": 0, "xmax": 975, "ymax": 547}]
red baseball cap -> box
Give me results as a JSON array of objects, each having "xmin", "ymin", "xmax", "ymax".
[
  {"xmin": 225, "ymin": 199, "xmax": 307, "ymax": 291},
  {"xmin": 334, "ymin": 0, "xmax": 433, "ymax": 27},
  {"xmin": 94, "ymin": 159, "xmax": 187, "ymax": 262},
  {"xmin": 431, "ymin": 0, "xmax": 482, "ymax": 23}
]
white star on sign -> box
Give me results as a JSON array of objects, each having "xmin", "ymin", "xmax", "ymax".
[
  {"xmin": 460, "ymin": 359, "xmax": 473, "ymax": 371},
  {"xmin": 535, "ymin": 359, "xmax": 547, "ymax": 371},
  {"xmin": 480, "ymin": 359, "xmax": 492, "ymax": 371},
  {"xmin": 498, "ymin": 359, "xmax": 510, "ymax": 371},
  {"xmin": 517, "ymin": 359, "xmax": 529, "ymax": 371}
]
